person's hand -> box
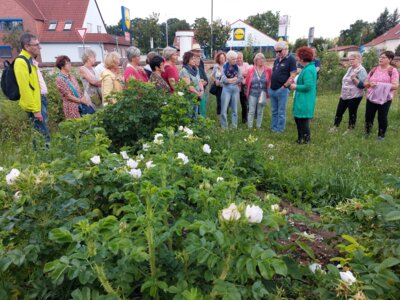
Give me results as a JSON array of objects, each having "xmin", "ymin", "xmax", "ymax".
[
  {"xmin": 33, "ymin": 112, "xmax": 43, "ymax": 122},
  {"xmin": 290, "ymin": 84, "xmax": 296, "ymax": 90},
  {"xmin": 351, "ymin": 74, "xmax": 357, "ymax": 81},
  {"xmin": 370, "ymin": 82, "xmax": 377, "ymax": 88}
]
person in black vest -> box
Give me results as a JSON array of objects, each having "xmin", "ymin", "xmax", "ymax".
[{"xmin": 269, "ymin": 41, "xmax": 297, "ymax": 133}]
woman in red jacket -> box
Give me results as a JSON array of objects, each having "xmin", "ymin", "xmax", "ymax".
[{"xmin": 245, "ymin": 53, "xmax": 272, "ymax": 129}]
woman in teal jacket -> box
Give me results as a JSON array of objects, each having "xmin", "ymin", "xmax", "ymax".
[{"xmin": 290, "ymin": 47, "xmax": 317, "ymax": 144}]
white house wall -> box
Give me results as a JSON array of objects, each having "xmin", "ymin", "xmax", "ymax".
[
  {"xmin": 226, "ymin": 20, "xmax": 277, "ymax": 48},
  {"xmin": 82, "ymin": 0, "xmax": 107, "ymax": 33},
  {"xmin": 40, "ymin": 43, "xmax": 104, "ymax": 63}
]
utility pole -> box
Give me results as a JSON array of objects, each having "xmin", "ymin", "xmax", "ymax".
[
  {"xmin": 210, "ymin": 0, "xmax": 213, "ymax": 58},
  {"xmin": 166, "ymin": 18, "xmax": 169, "ymax": 47}
]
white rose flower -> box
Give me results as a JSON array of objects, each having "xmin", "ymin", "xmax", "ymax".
[
  {"xmin": 268, "ymin": 144, "xmax": 274, "ymax": 149},
  {"xmin": 336, "ymin": 264, "xmax": 342, "ymax": 269},
  {"xmin": 203, "ymin": 144, "xmax": 211, "ymax": 154},
  {"xmin": 154, "ymin": 133, "xmax": 164, "ymax": 145},
  {"xmin": 129, "ymin": 168, "xmax": 142, "ymax": 178},
  {"xmin": 271, "ymin": 204, "xmax": 280, "ymax": 212},
  {"xmin": 245, "ymin": 205, "xmax": 263, "ymax": 223},
  {"xmin": 143, "ymin": 143, "xmax": 150, "ymax": 151},
  {"xmin": 137, "ymin": 154, "xmax": 144, "ymax": 161},
  {"xmin": 90, "ymin": 155, "xmax": 101, "ymax": 165},
  {"xmin": 127, "ymin": 159, "xmax": 139, "ymax": 169},
  {"xmin": 177, "ymin": 152, "xmax": 189, "ymax": 165},
  {"xmin": 309, "ymin": 263, "xmax": 323, "ymax": 274},
  {"xmin": 177, "ymin": 91, "xmax": 184, "ymax": 96},
  {"xmin": 6, "ymin": 168, "xmax": 20, "ymax": 185},
  {"xmin": 120, "ymin": 151, "xmax": 129, "ymax": 160},
  {"xmin": 270, "ymin": 156, "xmax": 274, "ymax": 161},
  {"xmin": 184, "ymin": 128, "xmax": 193, "ymax": 137},
  {"xmin": 221, "ymin": 203, "xmax": 241, "ymax": 221},
  {"xmin": 146, "ymin": 160, "xmax": 156, "ymax": 169},
  {"xmin": 216, "ymin": 177, "xmax": 224, "ymax": 182},
  {"xmin": 340, "ymin": 271, "xmax": 356, "ymax": 285},
  {"xmin": 178, "ymin": 126, "xmax": 184, "ymax": 131},
  {"xmin": 0, "ymin": 167, "xmax": 4, "ymax": 172}
]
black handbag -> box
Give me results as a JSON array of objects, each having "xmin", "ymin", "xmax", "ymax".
[{"xmin": 209, "ymin": 83, "xmax": 218, "ymax": 96}]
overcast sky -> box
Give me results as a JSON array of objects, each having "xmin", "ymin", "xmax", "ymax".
[{"xmin": 97, "ymin": 0, "xmax": 399, "ymax": 41}]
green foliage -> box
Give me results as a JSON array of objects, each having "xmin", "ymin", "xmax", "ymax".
[
  {"xmin": 1, "ymin": 29, "xmax": 23, "ymax": 52},
  {"xmin": 318, "ymin": 51, "xmax": 346, "ymax": 92},
  {"xmin": 245, "ymin": 11, "xmax": 280, "ymax": 40},
  {"xmin": 160, "ymin": 18, "xmax": 191, "ymax": 48},
  {"xmin": 374, "ymin": 8, "xmax": 400, "ymax": 37},
  {"xmin": 338, "ymin": 20, "xmax": 374, "ymax": 46},
  {"xmin": 211, "ymin": 19, "xmax": 231, "ymax": 53},
  {"xmin": 97, "ymin": 80, "xmax": 167, "ymax": 150},
  {"xmin": 395, "ymin": 43, "xmax": 400, "ymax": 56},
  {"xmin": 362, "ymin": 48, "xmax": 379, "ymax": 72},
  {"xmin": 43, "ymin": 71, "xmax": 64, "ymax": 130}
]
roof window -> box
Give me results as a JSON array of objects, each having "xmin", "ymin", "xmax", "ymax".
[
  {"xmin": 64, "ymin": 21, "xmax": 72, "ymax": 31},
  {"xmin": 48, "ymin": 20, "xmax": 57, "ymax": 31}
]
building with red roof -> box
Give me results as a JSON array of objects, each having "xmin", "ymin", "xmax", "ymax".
[
  {"xmin": 0, "ymin": 0, "xmax": 130, "ymax": 63},
  {"xmin": 363, "ymin": 24, "xmax": 400, "ymax": 53}
]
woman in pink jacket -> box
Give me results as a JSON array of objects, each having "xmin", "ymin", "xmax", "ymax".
[{"xmin": 245, "ymin": 53, "xmax": 272, "ymax": 129}]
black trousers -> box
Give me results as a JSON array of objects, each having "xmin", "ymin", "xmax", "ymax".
[
  {"xmin": 365, "ymin": 99, "xmax": 392, "ymax": 137},
  {"xmin": 240, "ymin": 86, "xmax": 248, "ymax": 123},
  {"xmin": 295, "ymin": 118, "xmax": 311, "ymax": 143},
  {"xmin": 333, "ymin": 97, "xmax": 363, "ymax": 129},
  {"xmin": 215, "ymin": 86, "xmax": 223, "ymax": 115}
]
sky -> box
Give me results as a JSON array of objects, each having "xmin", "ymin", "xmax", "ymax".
[{"xmin": 96, "ymin": 0, "xmax": 400, "ymax": 42}]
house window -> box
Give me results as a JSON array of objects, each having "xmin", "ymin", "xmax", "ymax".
[
  {"xmin": 87, "ymin": 23, "xmax": 92, "ymax": 33},
  {"xmin": 97, "ymin": 25, "xmax": 102, "ymax": 33},
  {"xmin": 0, "ymin": 18, "xmax": 23, "ymax": 31},
  {"xmin": 48, "ymin": 20, "xmax": 57, "ymax": 31},
  {"xmin": 64, "ymin": 21, "xmax": 72, "ymax": 31},
  {"xmin": 0, "ymin": 45, "xmax": 12, "ymax": 58}
]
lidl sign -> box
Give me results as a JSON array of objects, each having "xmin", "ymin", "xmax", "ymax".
[
  {"xmin": 233, "ymin": 28, "xmax": 245, "ymax": 41},
  {"xmin": 121, "ymin": 6, "xmax": 131, "ymax": 32}
]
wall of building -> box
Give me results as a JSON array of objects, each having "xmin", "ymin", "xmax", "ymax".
[
  {"xmin": 82, "ymin": 0, "xmax": 107, "ymax": 34},
  {"xmin": 40, "ymin": 43, "xmax": 104, "ymax": 63}
]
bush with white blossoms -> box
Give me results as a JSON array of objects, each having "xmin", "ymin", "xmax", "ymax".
[
  {"xmin": 245, "ymin": 205, "xmax": 263, "ymax": 223},
  {"xmin": 6, "ymin": 168, "xmax": 20, "ymax": 185},
  {"xmin": 177, "ymin": 152, "xmax": 189, "ymax": 165},
  {"xmin": 127, "ymin": 159, "xmax": 139, "ymax": 169},
  {"xmin": 221, "ymin": 203, "xmax": 241, "ymax": 221},
  {"xmin": 143, "ymin": 143, "xmax": 150, "ymax": 151},
  {"xmin": 340, "ymin": 270, "xmax": 356, "ymax": 285},
  {"xmin": 202, "ymin": 144, "xmax": 211, "ymax": 154},
  {"xmin": 90, "ymin": 155, "xmax": 101, "ymax": 165}
]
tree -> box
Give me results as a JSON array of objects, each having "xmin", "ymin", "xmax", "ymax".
[
  {"xmin": 211, "ymin": 19, "xmax": 231, "ymax": 53},
  {"xmin": 193, "ymin": 17, "xmax": 210, "ymax": 50},
  {"xmin": 131, "ymin": 13, "xmax": 161, "ymax": 53},
  {"xmin": 159, "ymin": 18, "xmax": 191, "ymax": 47},
  {"xmin": 338, "ymin": 20, "xmax": 374, "ymax": 46},
  {"xmin": 2, "ymin": 29, "xmax": 24, "ymax": 52},
  {"xmin": 106, "ymin": 20, "xmax": 124, "ymax": 36},
  {"xmin": 374, "ymin": 8, "xmax": 399, "ymax": 37},
  {"xmin": 395, "ymin": 44, "xmax": 400, "ymax": 56},
  {"xmin": 245, "ymin": 11, "xmax": 279, "ymax": 39},
  {"xmin": 292, "ymin": 38, "xmax": 307, "ymax": 52}
]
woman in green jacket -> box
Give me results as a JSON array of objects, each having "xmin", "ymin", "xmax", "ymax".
[{"xmin": 290, "ymin": 47, "xmax": 317, "ymax": 144}]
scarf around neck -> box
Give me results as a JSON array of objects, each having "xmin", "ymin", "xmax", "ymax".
[
  {"xmin": 223, "ymin": 63, "xmax": 239, "ymax": 78},
  {"xmin": 183, "ymin": 64, "xmax": 198, "ymax": 77}
]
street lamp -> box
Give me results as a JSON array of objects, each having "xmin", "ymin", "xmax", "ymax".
[{"xmin": 210, "ymin": 0, "xmax": 213, "ymax": 58}]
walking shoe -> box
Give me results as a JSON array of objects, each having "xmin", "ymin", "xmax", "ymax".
[{"xmin": 377, "ymin": 136, "xmax": 385, "ymax": 142}]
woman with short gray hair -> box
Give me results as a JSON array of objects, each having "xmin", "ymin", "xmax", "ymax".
[
  {"xmin": 124, "ymin": 46, "xmax": 148, "ymax": 83},
  {"xmin": 79, "ymin": 49, "xmax": 102, "ymax": 107},
  {"xmin": 220, "ymin": 50, "xmax": 243, "ymax": 129},
  {"xmin": 162, "ymin": 46, "xmax": 179, "ymax": 92}
]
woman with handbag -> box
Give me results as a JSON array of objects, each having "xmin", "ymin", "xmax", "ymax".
[
  {"xmin": 245, "ymin": 53, "xmax": 272, "ymax": 129},
  {"xmin": 210, "ymin": 51, "xmax": 226, "ymax": 116},
  {"xmin": 55, "ymin": 55, "xmax": 96, "ymax": 119}
]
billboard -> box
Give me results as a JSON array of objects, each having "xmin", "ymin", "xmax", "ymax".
[
  {"xmin": 233, "ymin": 28, "xmax": 246, "ymax": 41},
  {"xmin": 121, "ymin": 6, "xmax": 131, "ymax": 32}
]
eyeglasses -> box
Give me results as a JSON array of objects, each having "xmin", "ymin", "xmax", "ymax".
[{"xmin": 276, "ymin": 49, "xmax": 284, "ymax": 53}]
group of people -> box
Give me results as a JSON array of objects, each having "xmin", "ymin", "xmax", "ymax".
[{"xmin": 13, "ymin": 32, "xmax": 399, "ymax": 151}]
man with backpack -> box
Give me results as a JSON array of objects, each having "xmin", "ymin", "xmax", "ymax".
[{"xmin": 15, "ymin": 32, "xmax": 50, "ymax": 148}]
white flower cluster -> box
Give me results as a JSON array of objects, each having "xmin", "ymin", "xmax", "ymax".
[
  {"xmin": 178, "ymin": 126, "xmax": 193, "ymax": 138},
  {"xmin": 120, "ymin": 151, "xmax": 129, "ymax": 160},
  {"xmin": 146, "ymin": 160, "xmax": 156, "ymax": 169},
  {"xmin": 216, "ymin": 177, "xmax": 224, "ymax": 182},
  {"xmin": 127, "ymin": 159, "xmax": 139, "ymax": 169},
  {"xmin": 202, "ymin": 144, "xmax": 211, "ymax": 154},
  {"xmin": 129, "ymin": 168, "xmax": 142, "ymax": 178},
  {"xmin": 308, "ymin": 263, "xmax": 357, "ymax": 286},
  {"xmin": 6, "ymin": 168, "xmax": 20, "ymax": 185},
  {"xmin": 221, "ymin": 203, "xmax": 263, "ymax": 224}
]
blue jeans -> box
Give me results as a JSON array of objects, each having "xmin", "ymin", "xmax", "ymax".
[
  {"xmin": 220, "ymin": 85, "xmax": 239, "ymax": 128},
  {"xmin": 27, "ymin": 95, "xmax": 50, "ymax": 149},
  {"xmin": 269, "ymin": 87, "xmax": 290, "ymax": 132},
  {"xmin": 248, "ymin": 95, "xmax": 266, "ymax": 128}
]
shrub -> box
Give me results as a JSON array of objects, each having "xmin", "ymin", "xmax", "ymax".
[
  {"xmin": 318, "ymin": 51, "xmax": 346, "ymax": 93},
  {"xmin": 362, "ymin": 48, "xmax": 379, "ymax": 72}
]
